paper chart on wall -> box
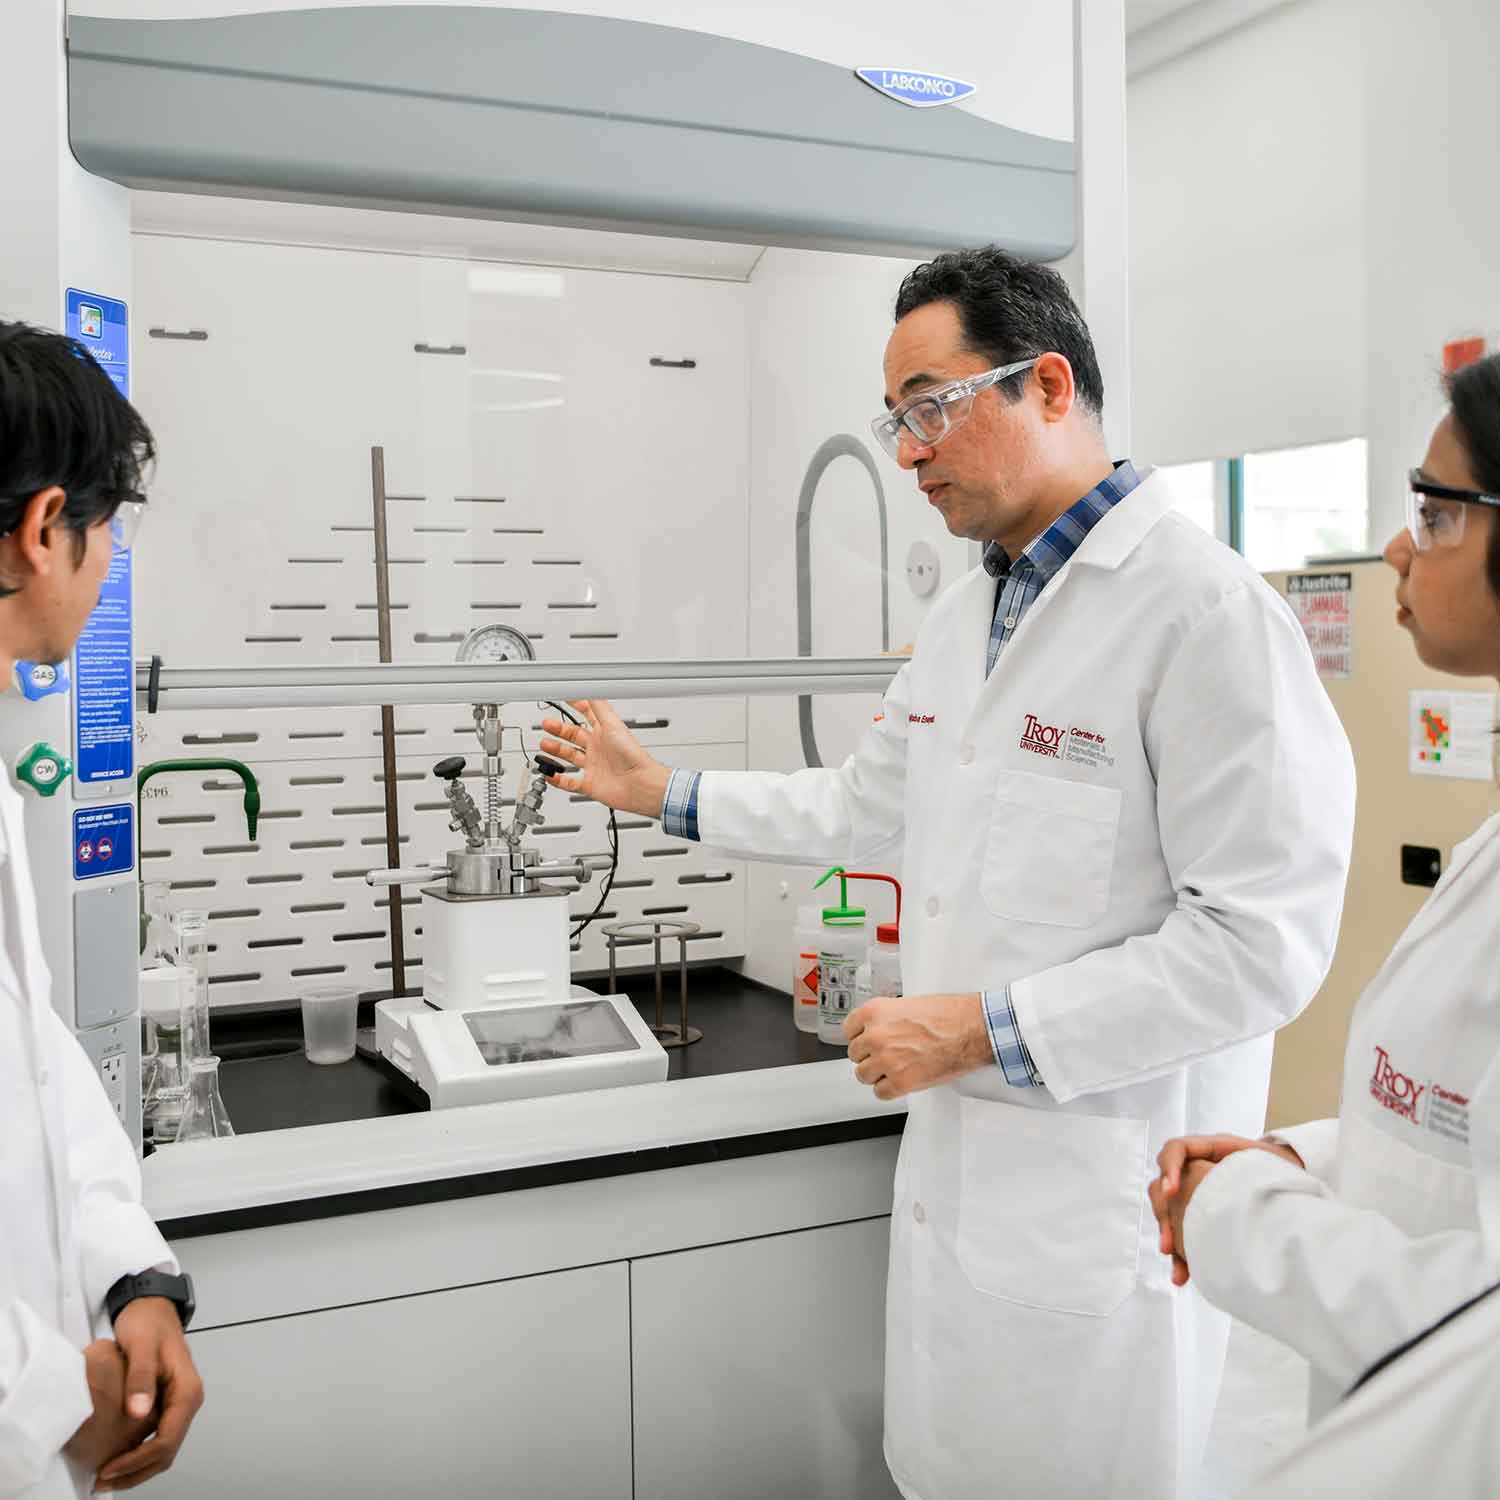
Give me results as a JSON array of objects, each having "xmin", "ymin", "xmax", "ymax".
[{"xmin": 1410, "ymin": 690, "xmax": 1497, "ymax": 780}]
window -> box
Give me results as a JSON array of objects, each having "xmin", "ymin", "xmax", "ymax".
[
  {"xmin": 1156, "ymin": 459, "xmax": 1219, "ymax": 538},
  {"xmin": 1241, "ymin": 438, "xmax": 1368, "ymax": 572}
]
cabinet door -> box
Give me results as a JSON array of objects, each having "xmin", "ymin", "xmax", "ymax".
[
  {"xmin": 631, "ymin": 1217, "xmax": 900, "ymax": 1500},
  {"xmin": 151, "ymin": 1262, "xmax": 631, "ymax": 1500}
]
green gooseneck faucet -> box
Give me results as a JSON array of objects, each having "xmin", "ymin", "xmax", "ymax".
[{"xmin": 138, "ymin": 759, "xmax": 262, "ymax": 842}]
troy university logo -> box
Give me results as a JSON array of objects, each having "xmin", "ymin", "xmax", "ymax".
[
  {"xmin": 1019, "ymin": 713, "xmax": 1065, "ymax": 758},
  {"xmin": 1370, "ymin": 1045, "xmax": 1426, "ymax": 1123}
]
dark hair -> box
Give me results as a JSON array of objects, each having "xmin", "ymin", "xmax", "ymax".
[
  {"xmin": 0, "ymin": 320, "xmax": 154, "ymax": 570},
  {"xmin": 1447, "ymin": 351, "xmax": 1500, "ymax": 597},
  {"xmin": 893, "ymin": 246, "xmax": 1105, "ymax": 418}
]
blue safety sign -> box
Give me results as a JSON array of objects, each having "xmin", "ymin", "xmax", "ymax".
[
  {"xmin": 72, "ymin": 544, "xmax": 134, "ymax": 787},
  {"xmin": 65, "ymin": 289, "xmax": 130, "ymax": 399},
  {"xmin": 73, "ymin": 804, "xmax": 134, "ymax": 881},
  {"xmin": 64, "ymin": 290, "xmax": 134, "ymax": 791}
]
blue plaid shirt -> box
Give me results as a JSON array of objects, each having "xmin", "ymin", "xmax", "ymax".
[{"xmin": 664, "ymin": 461, "xmax": 1142, "ymax": 1089}]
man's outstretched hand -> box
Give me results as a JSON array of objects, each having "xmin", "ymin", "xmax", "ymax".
[{"xmin": 538, "ymin": 699, "xmax": 671, "ymax": 819}]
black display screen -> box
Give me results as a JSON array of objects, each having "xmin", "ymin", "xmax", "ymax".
[{"xmin": 463, "ymin": 1000, "xmax": 640, "ymax": 1067}]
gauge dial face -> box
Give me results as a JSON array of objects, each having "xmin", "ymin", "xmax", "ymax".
[{"xmin": 455, "ymin": 623, "xmax": 536, "ymax": 665}]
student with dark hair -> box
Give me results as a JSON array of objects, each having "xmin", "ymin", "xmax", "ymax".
[
  {"xmin": 1151, "ymin": 351, "xmax": 1500, "ymax": 1495},
  {"xmin": 0, "ymin": 320, "xmax": 203, "ymax": 1498},
  {"xmin": 539, "ymin": 245, "xmax": 1356, "ymax": 1499}
]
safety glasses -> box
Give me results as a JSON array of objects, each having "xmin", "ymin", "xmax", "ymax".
[
  {"xmin": 871, "ymin": 357, "xmax": 1039, "ymax": 461},
  {"xmin": 1406, "ymin": 469, "xmax": 1500, "ymax": 552},
  {"xmin": 0, "ymin": 493, "xmax": 146, "ymax": 549},
  {"xmin": 109, "ymin": 495, "xmax": 147, "ymax": 552}
]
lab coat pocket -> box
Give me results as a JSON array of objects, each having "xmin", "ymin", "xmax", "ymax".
[
  {"xmin": 980, "ymin": 770, "xmax": 1121, "ymax": 927},
  {"xmin": 957, "ymin": 1100, "xmax": 1146, "ymax": 1316}
]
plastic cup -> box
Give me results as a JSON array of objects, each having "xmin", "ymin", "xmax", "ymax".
[{"xmin": 301, "ymin": 985, "xmax": 358, "ymax": 1065}]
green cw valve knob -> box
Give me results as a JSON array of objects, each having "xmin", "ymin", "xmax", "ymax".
[{"xmin": 15, "ymin": 742, "xmax": 72, "ymax": 797}]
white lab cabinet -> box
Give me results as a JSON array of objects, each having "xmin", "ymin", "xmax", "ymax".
[
  {"xmin": 149, "ymin": 1263, "xmax": 633, "ymax": 1500},
  {"xmin": 630, "ymin": 1217, "xmax": 901, "ymax": 1500},
  {"xmin": 144, "ymin": 1126, "xmax": 904, "ymax": 1497}
]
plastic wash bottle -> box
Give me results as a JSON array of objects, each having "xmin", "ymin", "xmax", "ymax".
[{"xmin": 812, "ymin": 868, "xmax": 902, "ymax": 1045}]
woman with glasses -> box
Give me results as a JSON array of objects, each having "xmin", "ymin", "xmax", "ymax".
[{"xmin": 1148, "ymin": 351, "xmax": 1500, "ymax": 1492}]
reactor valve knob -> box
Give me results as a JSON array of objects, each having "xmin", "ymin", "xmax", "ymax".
[{"xmin": 433, "ymin": 755, "xmax": 467, "ymax": 781}]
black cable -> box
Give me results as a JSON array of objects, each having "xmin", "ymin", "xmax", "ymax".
[
  {"xmin": 569, "ymin": 806, "xmax": 619, "ymax": 942},
  {"xmin": 544, "ymin": 699, "xmax": 584, "ymax": 727},
  {"xmin": 534, "ymin": 701, "xmax": 618, "ymax": 941}
]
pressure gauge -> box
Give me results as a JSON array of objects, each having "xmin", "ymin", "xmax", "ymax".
[{"xmin": 455, "ymin": 624, "xmax": 536, "ymax": 665}]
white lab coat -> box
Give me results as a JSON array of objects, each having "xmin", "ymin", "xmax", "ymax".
[
  {"xmin": 689, "ymin": 469, "xmax": 1355, "ymax": 1499},
  {"xmin": 0, "ymin": 762, "xmax": 176, "ymax": 1500},
  {"xmin": 1187, "ymin": 810, "xmax": 1500, "ymax": 1424},
  {"xmin": 1244, "ymin": 1278, "xmax": 1500, "ymax": 1498}
]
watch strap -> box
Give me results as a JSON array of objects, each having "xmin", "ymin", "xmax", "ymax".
[{"xmin": 104, "ymin": 1270, "xmax": 196, "ymax": 1330}]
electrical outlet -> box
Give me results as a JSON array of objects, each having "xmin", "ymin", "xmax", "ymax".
[{"xmin": 99, "ymin": 1052, "xmax": 127, "ymax": 1121}]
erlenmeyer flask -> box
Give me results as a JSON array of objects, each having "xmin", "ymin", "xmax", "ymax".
[{"xmin": 174, "ymin": 1056, "xmax": 234, "ymax": 1142}]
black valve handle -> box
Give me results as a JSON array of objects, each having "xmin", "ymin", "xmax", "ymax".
[
  {"xmin": 533, "ymin": 753, "xmax": 570, "ymax": 778},
  {"xmin": 434, "ymin": 756, "xmax": 467, "ymax": 780}
]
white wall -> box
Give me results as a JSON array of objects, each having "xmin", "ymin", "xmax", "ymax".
[
  {"xmin": 1128, "ymin": 0, "xmax": 1366, "ymax": 466},
  {"xmin": 1361, "ymin": 0, "xmax": 1500, "ymax": 547},
  {"xmin": 0, "ymin": 0, "xmax": 134, "ymax": 1031},
  {"xmin": 1129, "ymin": 0, "xmax": 1500, "ymax": 549}
]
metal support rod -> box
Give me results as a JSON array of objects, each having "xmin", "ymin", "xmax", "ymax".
[
  {"xmin": 135, "ymin": 656, "xmax": 902, "ymax": 713},
  {"xmin": 602, "ymin": 919, "xmax": 702, "ymax": 1048},
  {"xmin": 653, "ymin": 929, "xmax": 664, "ymax": 1031},
  {"xmin": 371, "ymin": 446, "xmax": 407, "ymax": 997}
]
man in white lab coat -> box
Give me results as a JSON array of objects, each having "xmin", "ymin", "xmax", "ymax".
[
  {"xmin": 0, "ymin": 321, "xmax": 203, "ymax": 1497},
  {"xmin": 540, "ymin": 247, "xmax": 1356, "ymax": 1498}
]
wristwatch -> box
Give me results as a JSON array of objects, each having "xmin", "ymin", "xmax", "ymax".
[{"xmin": 104, "ymin": 1270, "xmax": 196, "ymax": 1331}]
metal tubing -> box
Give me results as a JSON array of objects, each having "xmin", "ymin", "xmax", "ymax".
[
  {"xmin": 135, "ymin": 656, "xmax": 901, "ymax": 713},
  {"xmin": 795, "ymin": 436, "xmax": 890, "ymax": 768},
  {"xmin": 371, "ymin": 446, "xmax": 406, "ymax": 997}
]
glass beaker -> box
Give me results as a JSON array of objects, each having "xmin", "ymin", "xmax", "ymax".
[
  {"xmin": 141, "ymin": 881, "xmax": 177, "ymax": 969},
  {"xmin": 174, "ymin": 909, "xmax": 212, "ymax": 1065},
  {"xmin": 174, "ymin": 1055, "xmax": 234, "ymax": 1143}
]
